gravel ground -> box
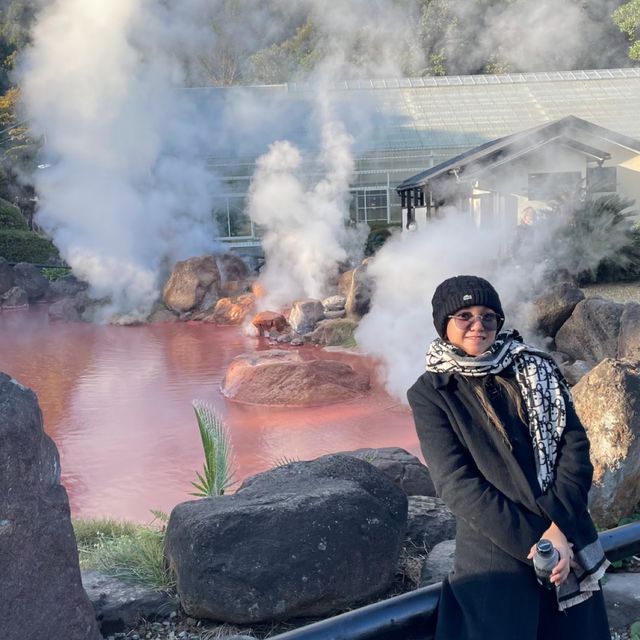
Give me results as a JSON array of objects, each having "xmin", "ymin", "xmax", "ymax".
[
  {"xmin": 108, "ymin": 608, "xmax": 634, "ymax": 640},
  {"xmin": 581, "ymin": 280, "xmax": 640, "ymax": 303}
]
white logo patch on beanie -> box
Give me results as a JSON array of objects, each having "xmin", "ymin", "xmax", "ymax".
[{"xmin": 463, "ymin": 294, "xmax": 472, "ymax": 301}]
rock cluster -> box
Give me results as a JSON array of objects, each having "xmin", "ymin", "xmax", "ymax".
[
  {"xmin": 0, "ymin": 258, "xmax": 50, "ymax": 310},
  {"xmin": 533, "ymin": 283, "xmax": 640, "ymax": 383},
  {"xmin": 165, "ymin": 454, "xmax": 408, "ymax": 623},
  {"xmin": 161, "ymin": 254, "xmax": 251, "ymax": 321},
  {"xmin": 532, "ymin": 283, "xmax": 640, "ymax": 526},
  {"xmin": 0, "ymin": 372, "xmax": 100, "ymax": 639}
]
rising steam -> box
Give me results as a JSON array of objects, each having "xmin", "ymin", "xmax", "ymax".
[
  {"xmin": 247, "ymin": 107, "xmax": 368, "ymax": 310},
  {"xmin": 20, "ymin": 0, "xmax": 222, "ymax": 319}
]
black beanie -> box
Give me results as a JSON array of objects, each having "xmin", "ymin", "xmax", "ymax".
[{"xmin": 431, "ymin": 275, "xmax": 504, "ymax": 339}]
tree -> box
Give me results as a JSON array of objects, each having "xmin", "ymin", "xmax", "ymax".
[
  {"xmin": 613, "ymin": 0, "xmax": 640, "ymax": 60},
  {"xmin": 246, "ymin": 20, "xmax": 321, "ymax": 85}
]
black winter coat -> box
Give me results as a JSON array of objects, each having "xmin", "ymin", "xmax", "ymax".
[{"xmin": 407, "ymin": 369, "xmax": 610, "ymax": 640}]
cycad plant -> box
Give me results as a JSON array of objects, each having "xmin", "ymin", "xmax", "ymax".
[
  {"xmin": 191, "ymin": 400, "xmax": 236, "ymax": 497},
  {"xmin": 545, "ymin": 185, "xmax": 640, "ymax": 284}
]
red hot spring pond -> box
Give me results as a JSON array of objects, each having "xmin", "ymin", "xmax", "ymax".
[{"xmin": 0, "ymin": 306, "xmax": 418, "ymax": 521}]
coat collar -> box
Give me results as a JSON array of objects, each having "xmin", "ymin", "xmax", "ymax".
[{"xmin": 430, "ymin": 371, "xmax": 455, "ymax": 390}]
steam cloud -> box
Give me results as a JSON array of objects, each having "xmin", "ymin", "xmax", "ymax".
[
  {"xmin": 20, "ymin": 0, "xmax": 228, "ymax": 319},
  {"xmin": 248, "ymin": 116, "xmax": 365, "ymax": 310}
]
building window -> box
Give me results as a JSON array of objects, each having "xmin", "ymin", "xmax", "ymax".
[
  {"xmin": 349, "ymin": 188, "xmax": 389, "ymax": 223},
  {"xmin": 587, "ymin": 166, "xmax": 616, "ymax": 192},
  {"xmin": 213, "ymin": 196, "xmax": 254, "ymax": 238},
  {"xmin": 528, "ymin": 172, "xmax": 581, "ymax": 201}
]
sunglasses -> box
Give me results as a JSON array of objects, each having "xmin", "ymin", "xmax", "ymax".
[{"xmin": 448, "ymin": 312, "xmax": 502, "ymax": 330}]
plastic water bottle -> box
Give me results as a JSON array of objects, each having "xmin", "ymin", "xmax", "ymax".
[{"xmin": 533, "ymin": 539, "xmax": 559, "ymax": 589}]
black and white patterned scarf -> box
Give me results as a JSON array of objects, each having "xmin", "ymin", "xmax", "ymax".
[{"xmin": 425, "ymin": 329, "xmax": 569, "ymax": 492}]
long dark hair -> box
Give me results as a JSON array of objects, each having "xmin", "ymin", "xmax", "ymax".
[{"xmin": 466, "ymin": 375, "xmax": 527, "ymax": 447}]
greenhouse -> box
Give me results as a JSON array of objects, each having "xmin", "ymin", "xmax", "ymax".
[{"xmin": 198, "ymin": 67, "xmax": 640, "ymax": 245}]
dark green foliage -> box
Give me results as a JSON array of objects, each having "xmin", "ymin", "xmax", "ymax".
[
  {"xmin": 546, "ymin": 189, "xmax": 640, "ymax": 285},
  {"xmin": 364, "ymin": 223, "xmax": 400, "ymax": 257},
  {"xmin": 0, "ymin": 228, "xmax": 59, "ymax": 263},
  {"xmin": 0, "ymin": 196, "xmax": 26, "ymax": 229}
]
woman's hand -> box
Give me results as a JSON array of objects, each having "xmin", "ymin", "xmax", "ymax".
[{"xmin": 527, "ymin": 522, "xmax": 574, "ymax": 586}]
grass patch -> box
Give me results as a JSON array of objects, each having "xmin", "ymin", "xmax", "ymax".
[
  {"xmin": 73, "ymin": 517, "xmax": 139, "ymax": 549},
  {"xmin": 73, "ymin": 514, "xmax": 175, "ymax": 591},
  {"xmin": 41, "ymin": 266, "xmax": 72, "ymax": 281}
]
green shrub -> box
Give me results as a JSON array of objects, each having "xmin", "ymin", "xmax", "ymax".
[
  {"xmin": 0, "ymin": 229, "xmax": 60, "ymax": 263},
  {"xmin": 73, "ymin": 514, "xmax": 174, "ymax": 591},
  {"xmin": 0, "ymin": 197, "xmax": 27, "ymax": 230},
  {"xmin": 364, "ymin": 223, "xmax": 400, "ymax": 256},
  {"xmin": 546, "ymin": 189, "xmax": 640, "ymax": 284}
]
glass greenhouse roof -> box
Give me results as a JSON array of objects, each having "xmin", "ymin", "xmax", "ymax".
[{"xmin": 188, "ymin": 68, "xmax": 640, "ymax": 157}]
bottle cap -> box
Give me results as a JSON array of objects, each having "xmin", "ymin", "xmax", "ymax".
[{"xmin": 536, "ymin": 539, "xmax": 554, "ymax": 555}]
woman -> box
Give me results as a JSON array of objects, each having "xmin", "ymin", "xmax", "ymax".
[{"xmin": 407, "ymin": 275, "xmax": 610, "ymax": 640}]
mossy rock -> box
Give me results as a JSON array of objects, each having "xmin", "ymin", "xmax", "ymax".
[
  {"xmin": 309, "ymin": 318, "xmax": 359, "ymax": 347},
  {"xmin": 0, "ymin": 198, "xmax": 27, "ymax": 231},
  {"xmin": 0, "ymin": 229, "xmax": 60, "ymax": 264}
]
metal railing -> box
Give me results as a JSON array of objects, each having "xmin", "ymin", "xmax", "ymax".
[{"xmin": 269, "ymin": 521, "xmax": 640, "ymax": 640}]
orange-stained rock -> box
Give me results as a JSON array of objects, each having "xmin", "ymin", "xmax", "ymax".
[
  {"xmin": 221, "ymin": 351, "xmax": 370, "ymax": 406},
  {"xmin": 251, "ymin": 281, "xmax": 267, "ymax": 298},
  {"xmin": 163, "ymin": 255, "xmax": 221, "ymax": 313},
  {"xmin": 217, "ymin": 254, "xmax": 251, "ymax": 297},
  {"xmin": 251, "ymin": 311, "xmax": 288, "ymax": 336},
  {"xmin": 162, "ymin": 254, "xmax": 251, "ymax": 317},
  {"xmin": 205, "ymin": 294, "xmax": 255, "ymax": 325}
]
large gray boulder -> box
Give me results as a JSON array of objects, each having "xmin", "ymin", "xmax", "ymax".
[
  {"xmin": 0, "ymin": 373, "xmax": 101, "ymax": 639},
  {"xmin": 340, "ymin": 447, "xmax": 436, "ymax": 497},
  {"xmin": 573, "ymin": 359, "xmax": 640, "ymax": 528},
  {"xmin": 554, "ymin": 297, "xmax": 624, "ymax": 364},
  {"xmin": 308, "ymin": 318, "xmax": 358, "ymax": 347},
  {"xmin": 289, "ymin": 298, "xmax": 325, "ymax": 334},
  {"xmin": 216, "ymin": 253, "xmax": 250, "ymax": 298},
  {"xmin": 13, "ymin": 261, "xmax": 49, "ymax": 300},
  {"xmin": 618, "ymin": 302, "xmax": 640, "ymax": 361},
  {"xmin": 419, "ymin": 539, "xmax": 456, "ymax": 587},
  {"xmin": 322, "ymin": 295, "xmax": 346, "ymax": 312},
  {"xmin": 531, "ymin": 282, "xmax": 585, "ymax": 338},
  {"xmin": 46, "ymin": 274, "xmax": 89, "ymax": 302},
  {"xmin": 221, "ymin": 350, "xmax": 370, "ymax": 406},
  {"xmin": 48, "ymin": 291, "xmax": 89, "ymax": 322},
  {"xmin": 82, "ymin": 570, "xmax": 177, "ymax": 635},
  {"xmin": 165, "ymin": 454, "xmax": 408, "ymax": 623},
  {"xmin": 405, "ymin": 496, "xmax": 456, "ymax": 549},
  {"xmin": 602, "ymin": 572, "xmax": 640, "ymax": 630},
  {"xmin": 162, "ymin": 254, "xmax": 250, "ymax": 316},
  {"xmin": 0, "ymin": 285, "xmax": 28, "ymax": 308},
  {"xmin": 163, "ymin": 255, "xmax": 221, "ymax": 313},
  {"xmin": 0, "ymin": 256, "xmax": 14, "ymax": 294}
]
